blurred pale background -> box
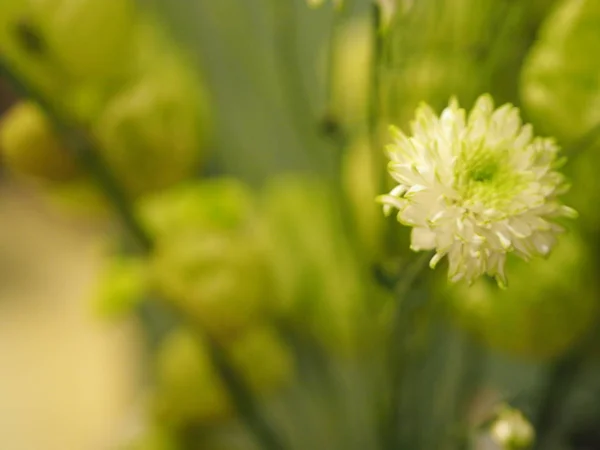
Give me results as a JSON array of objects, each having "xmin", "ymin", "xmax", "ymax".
[{"xmin": 0, "ymin": 179, "xmax": 141, "ymax": 450}]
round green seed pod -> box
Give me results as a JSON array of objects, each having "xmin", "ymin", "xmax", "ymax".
[
  {"xmin": 443, "ymin": 232, "xmax": 597, "ymax": 360},
  {"xmin": 0, "ymin": 101, "xmax": 79, "ymax": 181}
]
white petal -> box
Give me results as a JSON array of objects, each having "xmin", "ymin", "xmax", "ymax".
[
  {"xmin": 410, "ymin": 227, "xmax": 437, "ymax": 251},
  {"xmin": 429, "ymin": 251, "xmax": 445, "ymax": 269}
]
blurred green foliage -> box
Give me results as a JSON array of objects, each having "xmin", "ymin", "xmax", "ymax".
[
  {"xmin": 521, "ymin": 0, "xmax": 600, "ymax": 146},
  {"xmin": 444, "ymin": 233, "xmax": 597, "ymax": 360},
  {"xmin": 1, "ymin": 0, "xmax": 600, "ymax": 449},
  {"xmin": 0, "ymin": 0, "xmax": 211, "ymax": 199}
]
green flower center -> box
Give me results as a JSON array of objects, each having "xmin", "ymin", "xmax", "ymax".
[
  {"xmin": 454, "ymin": 144, "xmax": 525, "ymax": 210},
  {"xmin": 467, "ymin": 159, "xmax": 499, "ymax": 183}
]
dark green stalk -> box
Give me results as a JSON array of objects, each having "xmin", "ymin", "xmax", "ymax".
[
  {"xmin": 532, "ymin": 346, "xmax": 587, "ymax": 450},
  {"xmin": 452, "ymin": 339, "xmax": 487, "ymax": 449},
  {"xmin": 0, "ymin": 59, "xmax": 153, "ymax": 252},
  {"xmin": 383, "ymin": 251, "xmax": 432, "ymax": 450},
  {"xmin": 368, "ymin": 2, "xmax": 383, "ymax": 156},
  {"xmin": 368, "ymin": 2, "xmax": 393, "ymax": 211},
  {"xmin": 0, "ymin": 56, "xmax": 285, "ymax": 450},
  {"xmin": 320, "ymin": 5, "xmax": 347, "ymax": 148},
  {"xmin": 269, "ymin": 0, "xmax": 336, "ymax": 175},
  {"xmin": 204, "ymin": 333, "xmax": 285, "ymax": 450},
  {"xmin": 270, "ymin": 0, "xmax": 311, "ymax": 121}
]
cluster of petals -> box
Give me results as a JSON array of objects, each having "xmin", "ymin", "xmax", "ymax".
[{"xmin": 378, "ymin": 94, "xmax": 576, "ymax": 286}]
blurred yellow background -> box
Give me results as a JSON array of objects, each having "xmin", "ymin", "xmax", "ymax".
[{"xmin": 0, "ymin": 179, "xmax": 142, "ymax": 450}]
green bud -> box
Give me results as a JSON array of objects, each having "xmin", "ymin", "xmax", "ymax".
[
  {"xmin": 151, "ymin": 231, "xmax": 270, "ymax": 341},
  {"xmin": 154, "ymin": 329, "xmax": 233, "ymax": 425},
  {"xmin": 0, "ymin": 101, "xmax": 80, "ymax": 182},
  {"xmin": 521, "ymin": 0, "xmax": 600, "ymax": 146},
  {"xmin": 0, "ymin": 0, "xmax": 137, "ymax": 115},
  {"xmin": 34, "ymin": 0, "xmax": 137, "ymax": 81},
  {"xmin": 0, "ymin": 1, "xmax": 65, "ymax": 101},
  {"xmin": 138, "ymin": 179, "xmax": 254, "ymax": 240},
  {"xmin": 94, "ymin": 254, "xmax": 147, "ymax": 319},
  {"xmin": 140, "ymin": 179, "xmax": 268, "ymax": 340},
  {"xmin": 94, "ymin": 60, "xmax": 211, "ymax": 195},
  {"xmin": 489, "ymin": 405, "xmax": 535, "ymax": 450}
]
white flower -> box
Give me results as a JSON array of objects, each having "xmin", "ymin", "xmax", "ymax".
[
  {"xmin": 377, "ymin": 94, "xmax": 576, "ymax": 287},
  {"xmin": 489, "ymin": 405, "xmax": 535, "ymax": 450}
]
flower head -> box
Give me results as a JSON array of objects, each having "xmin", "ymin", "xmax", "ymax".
[
  {"xmin": 378, "ymin": 94, "xmax": 576, "ymax": 287},
  {"xmin": 489, "ymin": 405, "xmax": 535, "ymax": 450}
]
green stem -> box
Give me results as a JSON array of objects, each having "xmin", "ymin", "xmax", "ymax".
[
  {"xmin": 368, "ymin": 3, "xmax": 383, "ymax": 155},
  {"xmin": 532, "ymin": 347, "xmax": 587, "ymax": 450},
  {"xmin": 453, "ymin": 339, "xmax": 487, "ymax": 449},
  {"xmin": 0, "ymin": 55, "xmax": 285, "ymax": 450},
  {"xmin": 383, "ymin": 251, "xmax": 432, "ymax": 450},
  {"xmin": 270, "ymin": 0, "xmax": 312, "ymax": 121},
  {"xmin": 532, "ymin": 318, "xmax": 600, "ymax": 450},
  {"xmin": 368, "ymin": 3, "xmax": 392, "ymax": 212},
  {"xmin": 269, "ymin": 0, "xmax": 334, "ymax": 172},
  {"xmin": 204, "ymin": 333, "xmax": 286, "ymax": 450},
  {"xmin": 319, "ymin": 3, "xmax": 349, "ymax": 148},
  {"xmin": 0, "ymin": 58, "xmax": 153, "ymax": 252}
]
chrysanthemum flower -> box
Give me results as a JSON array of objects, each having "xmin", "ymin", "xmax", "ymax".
[{"xmin": 377, "ymin": 94, "xmax": 576, "ymax": 287}]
